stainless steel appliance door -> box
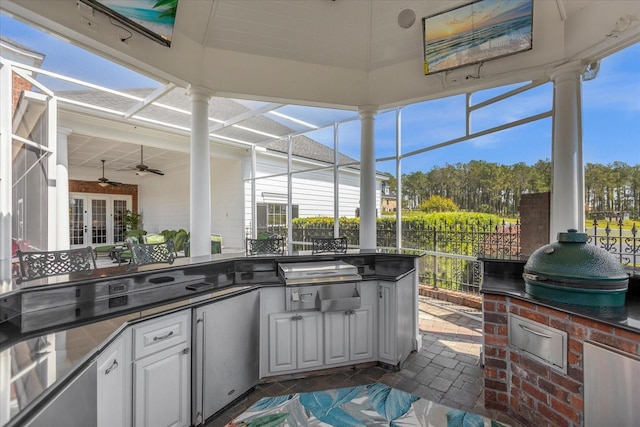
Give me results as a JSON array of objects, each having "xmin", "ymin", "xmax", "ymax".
[
  {"xmin": 193, "ymin": 290, "xmax": 260, "ymax": 424},
  {"xmin": 584, "ymin": 340, "xmax": 640, "ymax": 426}
]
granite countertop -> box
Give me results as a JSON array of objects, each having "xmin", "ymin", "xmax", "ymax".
[
  {"xmin": 0, "ymin": 251, "xmax": 422, "ymax": 427},
  {"xmin": 480, "ymin": 258, "xmax": 640, "ymax": 333},
  {"xmin": 1, "ymin": 251, "xmax": 422, "ymax": 351}
]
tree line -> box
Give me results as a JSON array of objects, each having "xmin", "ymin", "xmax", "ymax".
[{"xmin": 384, "ymin": 160, "xmax": 640, "ymax": 219}]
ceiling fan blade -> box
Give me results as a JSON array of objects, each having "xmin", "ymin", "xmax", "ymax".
[{"xmin": 148, "ymin": 169, "xmax": 164, "ymax": 176}]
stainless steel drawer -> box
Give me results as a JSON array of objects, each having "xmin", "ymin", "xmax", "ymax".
[
  {"xmin": 132, "ymin": 310, "xmax": 190, "ymax": 360},
  {"xmin": 508, "ymin": 313, "xmax": 567, "ymax": 373}
]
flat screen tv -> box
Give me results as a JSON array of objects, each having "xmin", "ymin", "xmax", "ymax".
[
  {"xmin": 80, "ymin": 0, "xmax": 178, "ymax": 47},
  {"xmin": 423, "ymin": 0, "xmax": 533, "ymax": 75}
]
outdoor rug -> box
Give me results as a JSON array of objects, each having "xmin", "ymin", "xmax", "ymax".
[{"xmin": 225, "ymin": 382, "xmax": 509, "ymax": 426}]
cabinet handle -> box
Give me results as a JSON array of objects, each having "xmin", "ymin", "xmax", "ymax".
[
  {"xmin": 153, "ymin": 330, "xmax": 174, "ymax": 341},
  {"xmin": 291, "ymin": 315, "xmax": 303, "ymax": 321},
  {"xmin": 105, "ymin": 359, "xmax": 119, "ymax": 375},
  {"xmin": 519, "ymin": 324, "xmax": 552, "ymax": 339},
  {"xmin": 183, "ymin": 348, "xmax": 190, "ymax": 355},
  {"xmin": 379, "ymin": 289, "xmax": 382, "ymax": 298},
  {"xmin": 344, "ymin": 309, "xmax": 354, "ymax": 315}
]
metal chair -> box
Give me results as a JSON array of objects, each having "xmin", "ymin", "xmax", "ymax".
[
  {"xmin": 128, "ymin": 240, "xmax": 178, "ymax": 267},
  {"xmin": 16, "ymin": 246, "xmax": 97, "ymax": 280},
  {"xmin": 311, "ymin": 237, "xmax": 348, "ymax": 254},
  {"xmin": 246, "ymin": 236, "xmax": 285, "ymax": 255}
]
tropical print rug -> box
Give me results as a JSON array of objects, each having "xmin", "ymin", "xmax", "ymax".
[{"xmin": 225, "ymin": 383, "xmax": 509, "ymax": 426}]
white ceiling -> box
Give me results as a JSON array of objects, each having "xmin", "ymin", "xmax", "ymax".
[
  {"xmin": 5, "ymin": 0, "xmax": 639, "ymax": 109},
  {"xmin": 67, "ymin": 135, "xmax": 190, "ymax": 177}
]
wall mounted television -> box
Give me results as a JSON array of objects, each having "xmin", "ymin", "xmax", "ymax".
[
  {"xmin": 80, "ymin": 0, "xmax": 178, "ymax": 47},
  {"xmin": 423, "ymin": 0, "xmax": 533, "ymax": 75}
]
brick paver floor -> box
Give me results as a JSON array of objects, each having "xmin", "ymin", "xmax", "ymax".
[{"xmin": 207, "ymin": 298, "xmax": 520, "ymax": 427}]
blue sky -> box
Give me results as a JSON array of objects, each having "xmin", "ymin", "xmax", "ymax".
[{"xmin": 1, "ymin": 12, "xmax": 638, "ymax": 175}]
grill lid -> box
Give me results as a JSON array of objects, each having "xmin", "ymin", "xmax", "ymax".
[
  {"xmin": 524, "ymin": 229, "xmax": 628, "ymax": 284},
  {"xmin": 523, "ymin": 229, "xmax": 629, "ymax": 307},
  {"xmin": 279, "ymin": 260, "xmax": 361, "ymax": 285}
]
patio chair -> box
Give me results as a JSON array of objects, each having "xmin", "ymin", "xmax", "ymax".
[
  {"xmin": 246, "ymin": 236, "xmax": 285, "ymax": 256},
  {"xmin": 16, "ymin": 246, "xmax": 97, "ymax": 281},
  {"xmin": 311, "ymin": 237, "xmax": 348, "ymax": 254},
  {"xmin": 128, "ymin": 240, "xmax": 178, "ymax": 267}
]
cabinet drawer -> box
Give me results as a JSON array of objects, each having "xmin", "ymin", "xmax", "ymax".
[{"xmin": 133, "ymin": 310, "xmax": 190, "ymax": 360}]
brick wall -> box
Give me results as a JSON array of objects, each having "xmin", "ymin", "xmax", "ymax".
[
  {"xmin": 483, "ymin": 294, "xmax": 640, "ymax": 427},
  {"xmin": 69, "ymin": 180, "xmax": 139, "ymax": 212},
  {"xmin": 12, "ymin": 71, "xmax": 33, "ymax": 112},
  {"xmin": 418, "ymin": 285, "xmax": 482, "ymax": 310},
  {"xmin": 519, "ymin": 192, "xmax": 550, "ymax": 257}
]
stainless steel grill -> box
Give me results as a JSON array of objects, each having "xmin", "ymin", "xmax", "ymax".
[
  {"xmin": 279, "ymin": 260, "xmax": 362, "ymax": 312},
  {"xmin": 278, "ymin": 260, "xmax": 361, "ymax": 285}
]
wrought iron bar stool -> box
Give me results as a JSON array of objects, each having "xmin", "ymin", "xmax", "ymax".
[
  {"xmin": 311, "ymin": 237, "xmax": 348, "ymax": 254},
  {"xmin": 16, "ymin": 246, "xmax": 97, "ymax": 281},
  {"xmin": 246, "ymin": 236, "xmax": 285, "ymax": 255},
  {"xmin": 128, "ymin": 240, "xmax": 178, "ymax": 267}
]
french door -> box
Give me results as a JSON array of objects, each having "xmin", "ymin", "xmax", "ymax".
[{"xmin": 69, "ymin": 193, "xmax": 132, "ymax": 248}]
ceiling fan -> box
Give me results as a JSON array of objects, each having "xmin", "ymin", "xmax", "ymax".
[
  {"xmin": 133, "ymin": 146, "xmax": 164, "ymax": 176},
  {"xmin": 98, "ymin": 160, "xmax": 120, "ymax": 187}
]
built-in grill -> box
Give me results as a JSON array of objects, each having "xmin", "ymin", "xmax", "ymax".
[{"xmin": 278, "ymin": 260, "xmax": 362, "ymax": 312}]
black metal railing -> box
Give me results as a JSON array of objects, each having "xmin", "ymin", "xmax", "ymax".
[
  {"xmin": 259, "ymin": 218, "xmax": 639, "ymax": 293},
  {"xmin": 587, "ymin": 219, "xmax": 639, "ymax": 275}
]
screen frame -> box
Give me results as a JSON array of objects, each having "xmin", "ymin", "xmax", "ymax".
[{"xmin": 422, "ymin": 0, "xmax": 534, "ymax": 75}]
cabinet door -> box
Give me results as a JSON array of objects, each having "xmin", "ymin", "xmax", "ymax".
[
  {"xmin": 269, "ymin": 313, "xmax": 297, "ymax": 373},
  {"xmin": 350, "ymin": 305, "xmax": 374, "ymax": 361},
  {"xmin": 324, "ymin": 310, "xmax": 350, "ymax": 365},
  {"xmin": 297, "ymin": 312, "xmax": 324, "ymax": 370},
  {"xmin": 134, "ymin": 346, "xmax": 190, "ymax": 427},
  {"xmin": 97, "ymin": 331, "xmax": 129, "ymax": 427},
  {"xmin": 378, "ymin": 283, "xmax": 397, "ymax": 364}
]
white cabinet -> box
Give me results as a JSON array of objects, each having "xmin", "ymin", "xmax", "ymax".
[
  {"xmin": 324, "ymin": 305, "xmax": 374, "ymax": 365},
  {"xmin": 378, "ymin": 282, "xmax": 397, "ymax": 364},
  {"xmin": 268, "ymin": 311, "xmax": 323, "ymax": 373},
  {"xmin": 132, "ymin": 310, "xmax": 191, "ymax": 427},
  {"xmin": 97, "ymin": 329, "xmax": 130, "ymax": 427},
  {"xmin": 378, "ymin": 274, "xmax": 416, "ymax": 367}
]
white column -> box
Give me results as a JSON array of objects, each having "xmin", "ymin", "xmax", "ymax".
[
  {"xmin": 0, "ymin": 61, "xmax": 13, "ymax": 281},
  {"xmin": 187, "ymin": 85, "xmax": 212, "ymax": 257},
  {"xmin": 395, "ymin": 108, "xmax": 402, "ymax": 250},
  {"xmin": 359, "ymin": 106, "xmax": 378, "ymax": 250},
  {"xmin": 549, "ymin": 63, "xmax": 585, "ymax": 241},
  {"xmin": 56, "ymin": 127, "xmax": 71, "ymax": 250}
]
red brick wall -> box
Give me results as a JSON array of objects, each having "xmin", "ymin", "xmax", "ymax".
[
  {"xmin": 12, "ymin": 71, "xmax": 32, "ymax": 112},
  {"xmin": 519, "ymin": 192, "xmax": 550, "ymax": 257},
  {"xmin": 69, "ymin": 180, "xmax": 139, "ymax": 212},
  {"xmin": 483, "ymin": 294, "xmax": 640, "ymax": 427},
  {"xmin": 418, "ymin": 285, "xmax": 482, "ymax": 310}
]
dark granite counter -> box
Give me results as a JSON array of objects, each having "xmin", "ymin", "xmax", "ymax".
[
  {"xmin": 0, "ymin": 251, "xmax": 423, "ymax": 426},
  {"xmin": 480, "ymin": 258, "xmax": 640, "ymax": 332}
]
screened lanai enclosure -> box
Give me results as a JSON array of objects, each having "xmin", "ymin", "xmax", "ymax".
[{"xmin": 1, "ymin": 0, "xmax": 639, "ymax": 282}]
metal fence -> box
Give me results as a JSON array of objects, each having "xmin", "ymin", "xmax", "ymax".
[
  {"xmin": 268, "ymin": 218, "xmax": 639, "ymax": 294},
  {"xmin": 587, "ymin": 219, "xmax": 639, "ymax": 276}
]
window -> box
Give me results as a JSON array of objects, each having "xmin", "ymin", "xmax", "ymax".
[{"xmin": 256, "ymin": 203, "xmax": 298, "ymax": 236}]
